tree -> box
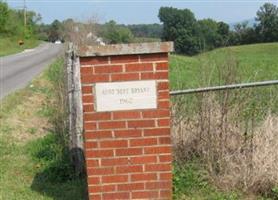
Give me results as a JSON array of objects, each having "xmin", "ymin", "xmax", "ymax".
[
  {"xmin": 233, "ymin": 21, "xmax": 258, "ymax": 44},
  {"xmin": 158, "ymin": 7, "xmax": 199, "ymax": 55},
  {"xmin": 127, "ymin": 24, "xmax": 162, "ymax": 38},
  {"xmin": 255, "ymin": 3, "xmax": 278, "ymax": 42},
  {"xmin": 102, "ymin": 20, "xmax": 134, "ymax": 44},
  {"xmin": 196, "ymin": 18, "xmax": 221, "ymax": 51},
  {"xmin": 0, "ymin": 1, "xmax": 9, "ymax": 33},
  {"xmin": 217, "ymin": 21, "xmax": 230, "ymax": 46},
  {"xmin": 48, "ymin": 19, "xmax": 64, "ymax": 42}
]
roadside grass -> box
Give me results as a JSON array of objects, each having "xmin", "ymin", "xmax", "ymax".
[
  {"xmin": 0, "ymin": 59, "xmax": 87, "ymax": 200},
  {"xmin": 0, "ymin": 37, "xmax": 40, "ymax": 57}
]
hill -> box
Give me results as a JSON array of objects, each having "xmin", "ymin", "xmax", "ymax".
[{"xmin": 170, "ymin": 43, "xmax": 278, "ymax": 90}]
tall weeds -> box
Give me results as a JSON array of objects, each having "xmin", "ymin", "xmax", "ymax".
[{"xmin": 171, "ymin": 52, "xmax": 278, "ymax": 196}]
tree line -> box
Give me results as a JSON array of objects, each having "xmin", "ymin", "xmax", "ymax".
[
  {"xmin": 1, "ymin": 1, "xmax": 277, "ymax": 56},
  {"xmin": 159, "ymin": 3, "xmax": 278, "ymax": 55},
  {"xmin": 0, "ymin": 1, "xmax": 41, "ymax": 39}
]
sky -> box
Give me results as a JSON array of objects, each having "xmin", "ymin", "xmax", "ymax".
[{"xmin": 6, "ymin": 0, "xmax": 278, "ymax": 25}]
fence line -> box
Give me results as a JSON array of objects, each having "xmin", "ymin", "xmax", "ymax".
[{"xmin": 170, "ymin": 80, "xmax": 278, "ymax": 96}]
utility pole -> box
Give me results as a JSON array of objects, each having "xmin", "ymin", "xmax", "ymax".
[{"xmin": 24, "ymin": 0, "xmax": 27, "ymax": 27}]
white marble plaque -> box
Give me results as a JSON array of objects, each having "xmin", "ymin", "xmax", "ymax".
[{"xmin": 95, "ymin": 81, "xmax": 157, "ymax": 112}]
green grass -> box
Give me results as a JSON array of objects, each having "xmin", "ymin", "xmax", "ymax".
[
  {"xmin": 173, "ymin": 162, "xmax": 241, "ymax": 200},
  {"xmin": 170, "ymin": 42, "xmax": 278, "ymax": 120},
  {"xmin": 170, "ymin": 43, "xmax": 278, "ymax": 90},
  {"xmin": 0, "ymin": 37, "xmax": 40, "ymax": 57},
  {"xmin": 0, "ymin": 59, "xmax": 87, "ymax": 199}
]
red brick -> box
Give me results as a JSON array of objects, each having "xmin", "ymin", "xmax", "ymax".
[
  {"xmin": 158, "ymin": 101, "xmax": 170, "ymax": 109},
  {"xmin": 159, "ymin": 155, "xmax": 173, "ymax": 163},
  {"xmin": 156, "ymin": 62, "xmax": 168, "ymax": 70},
  {"xmin": 160, "ymin": 190, "xmax": 172, "ymax": 198},
  {"xmin": 86, "ymin": 150, "xmax": 113, "ymax": 158},
  {"xmin": 139, "ymin": 53, "xmax": 168, "ymax": 62},
  {"xmin": 85, "ymin": 141, "xmax": 98, "ymax": 149},
  {"xmin": 98, "ymin": 121, "xmax": 126, "ymax": 129},
  {"xmin": 159, "ymin": 136, "xmax": 171, "ymax": 145},
  {"xmin": 144, "ymin": 128, "xmax": 170, "ymax": 136},
  {"xmin": 84, "ymin": 112, "xmax": 111, "ymax": 121},
  {"xmin": 101, "ymin": 158, "xmax": 128, "ymax": 166},
  {"xmin": 132, "ymin": 191, "xmax": 159, "ymax": 199},
  {"xmin": 126, "ymin": 63, "xmax": 153, "ymax": 72},
  {"xmin": 81, "ymin": 74, "xmax": 109, "ymax": 83},
  {"xmin": 114, "ymin": 130, "xmax": 142, "ymax": 138},
  {"xmin": 130, "ymin": 155, "xmax": 157, "ymax": 164},
  {"xmin": 116, "ymin": 148, "xmax": 143, "ymax": 156},
  {"xmin": 157, "ymin": 81, "xmax": 169, "ymax": 91},
  {"xmin": 141, "ymin": 72, "xmax": 168, "ymax": 80},
  {"xmin": 103, "ymin": 192, "xmax": 130, "ymax": 200},
  {"xmin": 128, "ymin": 120, "xmax": 155, "ymax": 128},
  {"xmin": 94, "ymin": 65, "xmax": 123, "ymax": 74},
  {"xmin": 100, "ymin": 140, "xmax": 128, "ymax": 148},
  {"xmin": 89, "ymin": 185, "xmax": 116, "ymax": 193},
  {"xmin": 87, "ymin": 177, "xmax": 100, "ymax": 185},
  {"xmin": 131, "ymin": 173, "xmax": 157, "ymax": 181},
  {"xmin": 130, "ymin": 138, "xmax": 157, "ymax": 147},
  {"xmin": 102, "ymin": 175, "xmax": 128, "ymax": 183},
  {"xmin": 80, "ymin": 56, "xmax": 109, "ymax": 65},
  {"xmin": 117, "ymin": 183, "xmax": 144, "ymax": 191},
  {"xmin": 80, "ymin": 67, "xmax": 93, "ymax": 75},
  {"xmin": 142, "ymin": 110, "xmax": 170, "ymax": 118},
  {"xmin": 144, "ymin": 146, "xmax": 172, "ymax": 154},
  {"xmin": 86, "ymin": 159, "xmax": 99, "ymax": 168},
  {"xmin": 87, "ymin": 167, "xmax": 114, "ymax": 176},
  {"xmin": 113, "ymin": 111, "xmax": 141, "ymax": 120},
  {"xmin": 111, "ymin": 73, "xmax": 139, "ymax": 81},
  {"xmin": 85, "ymin": 131, "xmax": 112, "ymax": 139},
  {"xmin": 145, "ymin": 164, "xmax": 172, "ymax": 172},
  {"xmin": 146, "ymin": 181, "xmax": 172, "ymax": 189},
  {"xmin": 111, "ymin": 55, "xmax": 139, "ymax": 63},
  {"xmin": 83, "ymin": 104, "xmax": 94, "ymax": 112},
  {"xmin": 82, "ymin": 95, "xmax": 94, "ymax": 103},
  {"xmin": 160, "ymin": 172, "xmax": 173, "ymax": 180},
  {"xmin": 157, "ymin": 118, "xmax": 170, "ymax": 127},
  {"xmin": 116, "ymin": 165, "xmax": 143, "ymax": 174},
  {"xmin": 84, "ymin": 122, "xmax": 97, "ymax": 131},
  {"xmin": 89, "ymin": 194, "xmax": 101, "ymax": 200},
  {"xmin": 82, "ymin": 85, "xmax": 92, "ymax": 94},
  {"xmin": 158, "ymin": 91, "xmax": 170, "ymax": 100}
]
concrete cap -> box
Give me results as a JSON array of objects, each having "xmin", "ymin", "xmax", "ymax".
[{"xmin": 77, "ymin": 42, "xmax": 174, "ymax": 57}]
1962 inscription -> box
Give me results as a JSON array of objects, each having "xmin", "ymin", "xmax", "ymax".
[{"xmin": 95, "ymin": 81, "xmax": 157, "ymax": 112}]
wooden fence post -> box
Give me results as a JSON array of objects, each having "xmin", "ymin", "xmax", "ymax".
[{"xmin": 66, "ymin": 43, "xmax": 85, "ymax": 176}]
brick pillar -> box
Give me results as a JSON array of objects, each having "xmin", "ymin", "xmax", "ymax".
[{"xmin": 78, "ymin": 42, "xmax": 174, "ymax": 200}]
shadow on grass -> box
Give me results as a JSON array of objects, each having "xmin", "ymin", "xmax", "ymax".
[{"xmin": 28, "ymin": 133, "xmax": 88, "ymax": 200}]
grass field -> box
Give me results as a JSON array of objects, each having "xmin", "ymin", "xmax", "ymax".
[
  {"xmin": 170, "ymin": 43, "xmax": 278, "ymax": 90},
  {"xmin": 0, "ymin": 37, "xmax": 40, "ymax": 57}
]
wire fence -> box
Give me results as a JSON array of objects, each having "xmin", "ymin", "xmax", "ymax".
[{"xmin": 170, "ymin": 80, "xmax": 278, "ymax": 96}]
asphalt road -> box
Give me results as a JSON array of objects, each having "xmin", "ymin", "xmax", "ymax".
[{"xmin": 0, "ymin": 43, "xmax": 63, "ymax": 99}]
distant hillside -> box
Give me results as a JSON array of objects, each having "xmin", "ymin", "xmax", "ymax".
[{"xmin": 229, "ymin": 18, "xmax": 257, "ymax": 30}]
